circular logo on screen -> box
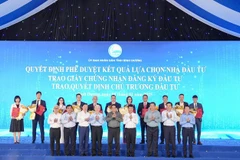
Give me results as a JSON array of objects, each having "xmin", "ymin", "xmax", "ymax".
[{"xmin": 108, "ymin": 44, "xmax": 122, "ymax": 58}]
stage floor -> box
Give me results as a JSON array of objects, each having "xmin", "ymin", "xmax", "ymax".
[
  {"xmin": 1, "ymin": 129, "xmax": 240, "ymax": 160},
  {"xmin": 0, "ymin": 129, "xmax": 240, "ymax": 145}
]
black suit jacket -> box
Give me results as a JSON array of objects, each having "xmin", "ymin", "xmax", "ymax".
[
  {"xmin": 189, "ymin": 102, "xmax": 204, "ymax": 115},
  {"xmin": 175, "ymin": 102, "xmax": 188, "ymax": 107},
  {"xmin": 31, "ymin": 100, "xmax": 47, "ymax": 119},
  {"xmin": 137, "ymin": 102, "xmax": 150, "ymax": 118},
  {"xmin": 158, "ymin": 102, "xmax": 167, "ymax": 112},
  {"xmin": 88, "ymin": 103, "xmax": 103, "ymax": 112},
  {"xmin": 72, "ymin": 101, "xmax": 86, "ymax": 109},
  {"xmin": 104, "ymin": 102, "xmax": 121, "ymax": 116}
]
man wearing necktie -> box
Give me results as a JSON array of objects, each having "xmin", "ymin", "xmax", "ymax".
[
  {"xmin": 137, "ymin": 94, "xmax": 150, "ymax": 144},
  {"xmin": 31, "ymin": 91, "xmax": 47, "ymax": 144},
  {"xmin": 175, "ymin": 94, "xmax": 188, "ymax": 144},
  {"xmin": 189, "ymin": 95, "xmax": 204, "ymax": 145},
  {"xmin": 104, "ymin": 95, "xmax": 121, "ymax": 116},
  {"xmin": 88, "ymin": 96, "xmax": 103, "ymax": 112},
  {"xmin": 158, "ymin": 95, "xmax": 168, "ymax": 144}
]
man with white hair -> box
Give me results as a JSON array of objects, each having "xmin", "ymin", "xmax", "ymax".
[
  {"xmin": 88, "ymin": 96, "xmax": 103, "ymax": 112},
  {"xmin": 90, "ymin": 105, "xmax": 104, "ymax": 156}
]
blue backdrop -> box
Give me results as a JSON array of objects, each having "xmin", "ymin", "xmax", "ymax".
[{"xmin": 0, "ymin": 41, "xmax": 239, "ymax": 133}]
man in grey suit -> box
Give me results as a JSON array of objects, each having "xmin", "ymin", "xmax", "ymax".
[{"xmin": 189, "ymin": 95, "xmax": 204, "ymax": 145}]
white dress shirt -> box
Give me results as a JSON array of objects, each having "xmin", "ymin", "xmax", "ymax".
[
  {"xmin": 61, "ymin": 112, "xmax": 76, "ymax": 128},
  {"xmin": 77, "ymin": 110, "xmax": 90, "ymax": 127},
  {"xmin": 48, "ymin": 112, "xmax": 62, "ymax": 128},
  {"xmin": 123, "ymin": 112, "xmax": 138, "ymax": 128},
  {"xmin": 90, "ymin": 112, "xmax": 104, "ymax": 126},
  {"xmin": 36, "ymin": 99, "xmax": 41, "ymax": 105},
  {"xmin": 162, "ymin": 110, "xmax": 177, "ymax": 126}
]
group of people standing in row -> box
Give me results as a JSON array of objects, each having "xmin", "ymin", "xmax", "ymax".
[{"xmin": 10, "ymin": 91, "xmax": 204, "ymax": 158}]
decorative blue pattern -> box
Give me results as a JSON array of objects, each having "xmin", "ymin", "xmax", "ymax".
[
  {"xmin": 168, "ymin": 0, "xmax": 240, "ymax": 37},
  {"xmin": 0, "ymin": 0, "xmax": 56, "ymax": 29},
  {"xmin": 0, "ymin": 0, "xmax": 7, "ymax": 5},
  {"xmin": 215, "ymin": 0, "xmax": 240, "ymax": 12}
]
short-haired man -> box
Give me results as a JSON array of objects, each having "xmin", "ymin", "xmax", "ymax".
[
  {"xmin": 162, "ymin": 102, "xmax": 177, "ymax": 158},
  {"xmin": 175, "ymin": 93, "xmax": 188, "ymax": 144},
  {"xmin": 158, "ymin": 95, "xmax": 168, "ymax": 144},
  {"xmin": 144, "ymin": 102, "xmax": 161, "ymax": 157},
  {"xmin": 137, "ymin": 94, "xmax": 150, "ymax": 144},
  {"xmin": 123, "ymin": 104, "xmax": 138, "ymax": 157},
  {"xmin": 106, "ymin": 104, "xmax": 123, "ymax": 156},
  {"xmin": 189, "ymin": 95, "xmax": 204, "ymax": 145},
  {"xmin": 180, "ymin": 106, "xmax": 195, "ymax": 158}
]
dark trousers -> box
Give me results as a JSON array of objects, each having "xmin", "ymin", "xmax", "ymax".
[
  {"xmin": 123, "ymin": 124, "xmax": 126, "ymax": 143},
  {"xmin": 140, "ymin": 118, "xmax": 147, "ymax": 142},
  {"xmin": 50, "ymin": 128, "xmax": 61, "ymax": 155},
  {"xmin": 32, "ymin": 116, "xmax": 44, "ymax": 142},
  {"xmin": 108, "ymin": 127, "xmax": 120, "ymax": 155},
  {"xmin": 91, "ymin": 126, "xmax": 103, "ymax": 154},
  {"xmin": 160, "ymin": 122, "xmax": 164, "ymax": 143},
  {"xmin": 147, "ymin": 126, "xmax": 159, "ymax": 156},
  {"xmin": 64, "ymin": 126, "xmax": 76, "ymax": 155},
  {"xmin": 193, "ymin": 118, "xmax": 202, "ymax": 143},
  {"xmin": 75, "ymin": 122, "xmax": 79, "ymax": 135},
  {"xmin": 176, "ymin": 122, "xmax": 181, "ymax": 143},
  {"xmin": 182, "ymin": 127, "xmax": 194, "ymax": 156},
  {"xmin": 164, "ymin": 126, "xmax": 176, "ymax": 156},
  {"xmin": 125, "ymin": 128, "xmax": 136, "ymax": 156},
  {"xmin": 79, "ymin": 126, "xmax": 89, "ymax": 154}
]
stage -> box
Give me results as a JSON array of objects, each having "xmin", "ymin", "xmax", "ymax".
[{"xmin": 0, "ymin": 130, "xmax": 240, "ymax": 160}]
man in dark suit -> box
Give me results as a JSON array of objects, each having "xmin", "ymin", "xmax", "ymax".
[
  {"xmin": 88, "ymin": 96, "xmax": 103, "ymax": 112},
  {"xmin": 32, "ymin": 91, "xmax": 47, "ymax": 143},
  {"xmin": 104, "ymin": 95, "xmax": 121, "ymax": 116},
  {"xmin": 158, "ymin": 95, "xmax": 168, "ymax": 144},
  {"xmin": 137, "ymin": 94, "xmax": 150, "ymax": 144},
  {"xmin": 72, "ymin": 93, "xmax": 86, "ymax": 109},
  {"xmin": 189, "ymin": 95, "xmax": 204, "ymax": 145},
  {"xmin": 72, "ymin": 93, "xmax": 86, "ymax": 134},
  {"xmin": 175, "ymin": 93, "xmax": 188, "ymax": 144}
]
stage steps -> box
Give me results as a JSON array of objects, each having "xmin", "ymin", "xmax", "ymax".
[{"xmin": 0, "ymin": 144, "xmax": 239, "ymax": 159}]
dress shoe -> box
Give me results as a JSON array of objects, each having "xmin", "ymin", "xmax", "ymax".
[
  {"xmin": 197, "ymin": 141, "xmax": 203, "ymax": 145},
  {"xmin": 32, "ymin": 141, "xmax": 35, "ymax": 144},
  {"xmin": 92, "ymin": 154, "xmax": 96, "ymax": 156},
  {"xmin": 154, "ymin": 154, "xmax": 158, "ymax": 157},
  {"xmin": 167, "ymin": 154, "xmax": 170, "ymax": 158},
  {"xmin": 131, "ymin": 154, "xmax": 135, "ymax": 157},
  {"xmin": 172, "ymin": 155, "xmax": 176, "ymax": 158},
  {"xmin": 147, "ymin": 153, "xmax": 152, "ymax": 157},
  {"xmin": 116, "ymin": 153, "xmax": 120, "ymax": 156},
  {"xmin": 183, "ymin": 155, "xmax": 187, "ymax": 158},
  {"xmin": 98, "ymin": 152, "xmax": 103, "ymax": 156},
  {"xmin": 189, "ymin": 154, "xmax": 194, "ymax": 158},
  {"xmin": 108, "ymin": 154, "xmax": 112, "ymax": 156}
]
